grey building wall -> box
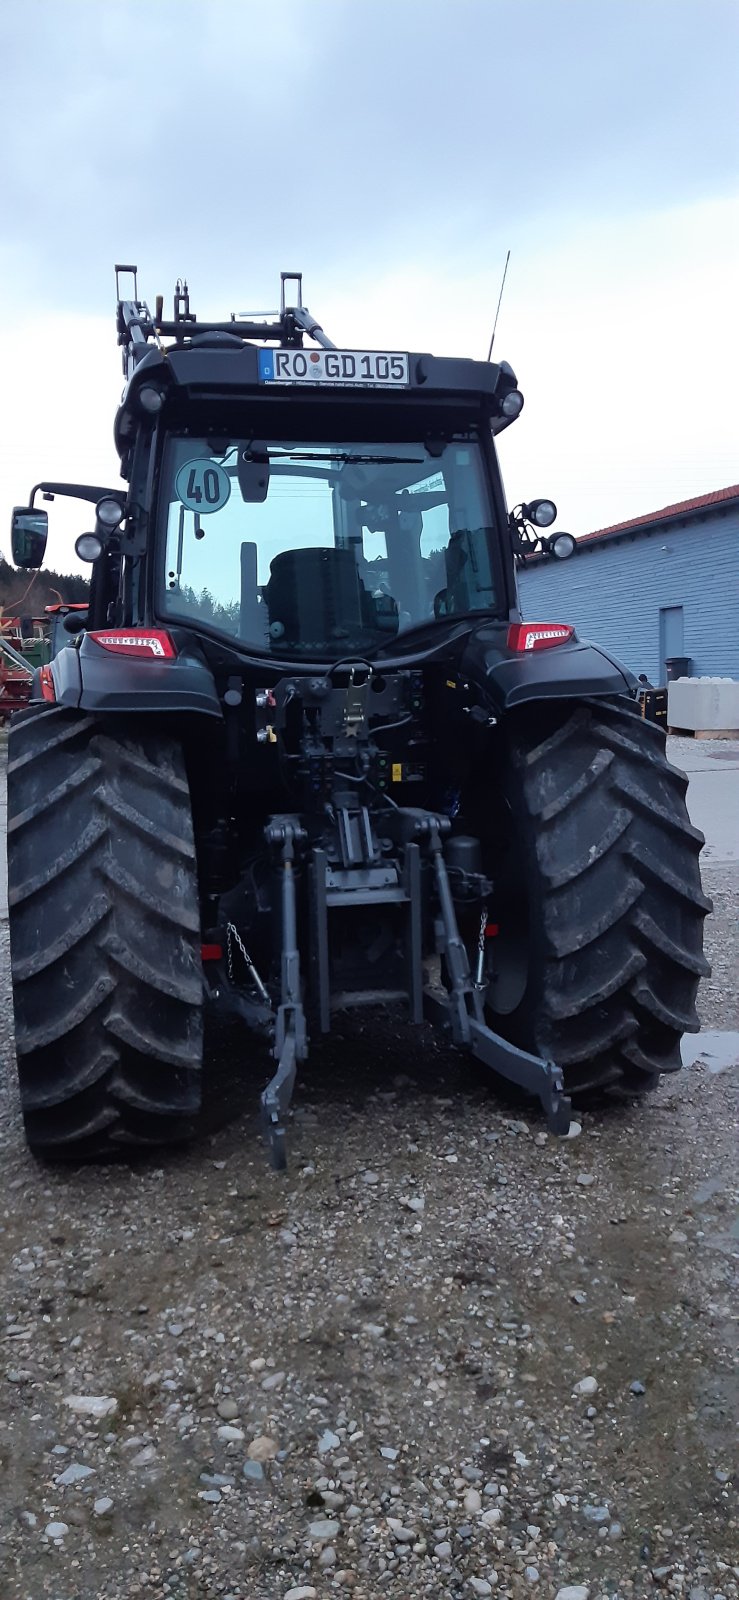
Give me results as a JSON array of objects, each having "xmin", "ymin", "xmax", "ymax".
[{"xmin": 517, "ymin": 504, "xmax": 739, "ymax": 684}]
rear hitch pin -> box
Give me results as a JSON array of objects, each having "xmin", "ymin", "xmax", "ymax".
[{"xmin": 474, "ymin": 904, "xmax": 488, "ymax": 990}]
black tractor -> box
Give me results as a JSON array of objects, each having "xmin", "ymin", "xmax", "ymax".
[{"xmin": 6, "ymin": 267, "xmax": 710, "ymax": 1166}]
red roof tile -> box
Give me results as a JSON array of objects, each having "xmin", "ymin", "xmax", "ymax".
[{"xmin": 579, "ymin": 484, "xmax": 739, "ymax": 545}]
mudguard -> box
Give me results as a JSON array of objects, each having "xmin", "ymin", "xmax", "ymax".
[
  {"xmin": 39, "ymin": 633, "xmax": 223, "ymax": 718},
  {"xmin": 460, "ymin": 623, "xmax": 636, "ymax": 710}
]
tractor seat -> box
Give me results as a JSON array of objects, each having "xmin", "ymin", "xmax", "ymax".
[{"xmin": 265, "ymin": 547, "xmax": 382, "ymax": 648}]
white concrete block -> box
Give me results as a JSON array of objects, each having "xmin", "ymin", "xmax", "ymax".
[{"xmin": 668, "ymin": 677, "xmax": 739, "ymax": 731}]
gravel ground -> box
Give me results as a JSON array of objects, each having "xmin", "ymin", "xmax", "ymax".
[{"xmin": 0, "ymin": 733, "xmax": 737, "ymax": 1600}]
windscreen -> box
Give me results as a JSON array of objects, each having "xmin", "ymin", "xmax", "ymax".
[{"xmin": 159, "ymin": 431, "xmax": 501, "ymax": 657}]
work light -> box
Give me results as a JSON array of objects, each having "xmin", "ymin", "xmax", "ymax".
[{"xmin": 75, "ymin": 533, "xmax": 103, "ymax": 562}]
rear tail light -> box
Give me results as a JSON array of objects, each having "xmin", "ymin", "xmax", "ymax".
[
  {"xmin": 201, "ymin": 944, "xmax": 223, "ymax": 962},
  {"xmin": 507, "ymin": 623, "xmax": 575, "ymax": 652},
  {"xmin": 88, "ymin": 629, "xmax": 176, "ymax": 659},
  {"xmin": 38, "ymin": 664, "xmax": 56, "ymax": 702}
]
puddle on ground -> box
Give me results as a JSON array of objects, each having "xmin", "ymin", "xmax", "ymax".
[{"xmin": 681, "ymin": 1030, "xmax": 739, "ymax": 1074}]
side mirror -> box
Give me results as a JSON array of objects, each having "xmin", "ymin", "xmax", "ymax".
[{"xmin": 11, "ymin": 506, "xmax": 48, "ymax": 569}]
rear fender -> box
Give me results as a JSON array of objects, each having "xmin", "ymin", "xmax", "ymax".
[
  {"xmin": 461, "ymin": 624, "xmax": 636, "ymax": 711},
  {"xmin": 42, "ymin": 633, "xmax": 222, "ymax": 718}
]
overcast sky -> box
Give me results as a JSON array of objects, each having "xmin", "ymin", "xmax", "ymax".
[{"xmin": 0, "ymin": 0, "xmax": 737, "ymax": 573}]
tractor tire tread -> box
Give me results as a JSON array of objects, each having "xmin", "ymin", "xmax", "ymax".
[
  {"xmin": 495, "ymin": 698, "xmax": 711, "ymax": 1099},
  {"xmin": 8, "ymin": 707, "xmax": 203, "ymax": 1157}
]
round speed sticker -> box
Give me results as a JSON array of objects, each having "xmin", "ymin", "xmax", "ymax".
[{"xmin": 175, "ymin": 458, "xmax": 231, "ymax": 514}]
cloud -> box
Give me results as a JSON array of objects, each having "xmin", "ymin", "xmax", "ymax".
[
  {"xmin": 0, "ymin": 0, "xmax": 736, "ymax": 573},
  {"xmin": 1, "ymin": 0, "xmax": 737, "ymax": 312}
]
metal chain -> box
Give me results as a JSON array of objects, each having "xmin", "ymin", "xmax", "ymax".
[{"xmin": 226, "ymin": 922, "xmax": 269, "ymax": 1002}]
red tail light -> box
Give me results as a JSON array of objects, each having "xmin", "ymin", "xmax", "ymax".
[
  {"xmin": 88, "ymin": 629, "xmax": 176, "ymax": 659},
  {"xmin": 38, "ymin": 664, "xmax": 56, "ymax": 702},
  {"xmin": 507, "ymin": 622, "xmax": 575, "ymax": 653}
]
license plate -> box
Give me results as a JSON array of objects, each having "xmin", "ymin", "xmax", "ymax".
[{"xmin": 258, "ymin": 349, "xmax": 409, "ymax": 387}]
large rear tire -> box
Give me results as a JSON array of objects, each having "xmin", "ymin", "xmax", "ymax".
[
  {"xmin": 8, "ymin": 707, "xmax": 203, "ymax": 1157},
  {"xmin": 474, "ymin": 698, "xmax": 711, "ymax": 1098}
]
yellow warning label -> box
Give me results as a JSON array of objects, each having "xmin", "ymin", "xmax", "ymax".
[
  {"xmin": 446, "ymin": 679, "xmax": 457, "ymax": 689},
  {"xmin": 392, "ymin": 763, "xmax": 403, "ymax": 783}
]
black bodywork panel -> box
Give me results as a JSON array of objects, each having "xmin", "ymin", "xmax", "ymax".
[
  {"xmin": 40, "ymin": 621, "xmax": 634, "ymax": 717},
  {"xmin": 115, "ymin": 343, "xmax": 522, "ymax": 458},
  {"xmin": 460, "ymin": 624, "xmax": 636, "ymax": 708},
  {"xmin": 45, "ymin": 633, "xmax": 223, "ymax": 717}
]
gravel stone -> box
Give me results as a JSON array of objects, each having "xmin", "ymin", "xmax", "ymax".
[
  {"xmin": 572, "ymin": 1376, "xmax": 599, "ymax": 1396},
  {"xmin": 217, "ymin": 1398, "xmax": 240, "ymax": 1420},
  {"xmin": 217, "ymin": 1424, "xmax": 245, "ymax": 1441},
  {"xmin": 247, "ymin": 1435, "xmax": 279, "ymax": 1461},
  {"xmin": 317, "ymin": 1428, "xmax": 340, "ymax": 1453},
  {"xmin": 284, "ymin": 1589, "xmax": 318, "ymax": 1600},
  {"xmin": 44, "ymin": 1522, "xmax": 69, "ymax": 1539},
  {"xmin": 307, "ymin": 1517, "xmax": 341, "ymax": 1540},
  {"xmin": 242, "ymin": 1459, "xmax": 265, "ymax": 1482},
  {"xmin": 555, "ymin": 1589, "xmax": 590, "ymax": 1600},
  {"xmin": 387, "ymin": 1517, "xmax": 415, "ymax": 1541},
  {"xmin": 583, "ymin": 1504, "xmax": 610, "ymax": 1523},
  {"xmin": 56, "ymin": 1462, "xmax": 95, "ymax": 1486},
  {"xmin": 63, "ymin": 1394, "xmax": 117, "ymax": 1418}
]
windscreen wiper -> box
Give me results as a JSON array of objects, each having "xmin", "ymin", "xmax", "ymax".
[{"xmin": 265, "ymin": 452, "xmax": 425, "ymax": 465}]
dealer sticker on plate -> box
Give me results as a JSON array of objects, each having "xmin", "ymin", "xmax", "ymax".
[{"xmin": 258, "ymin": 349, "xmax": 409, "ymax": 387}]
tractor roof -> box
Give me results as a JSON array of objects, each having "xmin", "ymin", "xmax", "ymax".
[{"xmin": 113, "ymin": 266, "xmax": 522, "ymax": 462}]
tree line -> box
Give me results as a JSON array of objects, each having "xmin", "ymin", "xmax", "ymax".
[{"xmin": 0, "ymin": 555, "xmax": 90, "ymax": 619}]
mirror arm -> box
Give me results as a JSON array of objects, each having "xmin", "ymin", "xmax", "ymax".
[{"xmin": 30, "ymin": 482, "xmax": 124, "ymax": 508}]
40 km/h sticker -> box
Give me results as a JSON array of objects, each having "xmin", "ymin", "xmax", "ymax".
[{"xmin": 175, "ymin": 458, "xmax": 231, "ymax": 514}]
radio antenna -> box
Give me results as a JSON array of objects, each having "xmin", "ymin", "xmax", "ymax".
[{"xmin": 486, "ymin": 250, "xmax": 511, "ymax": 361}]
